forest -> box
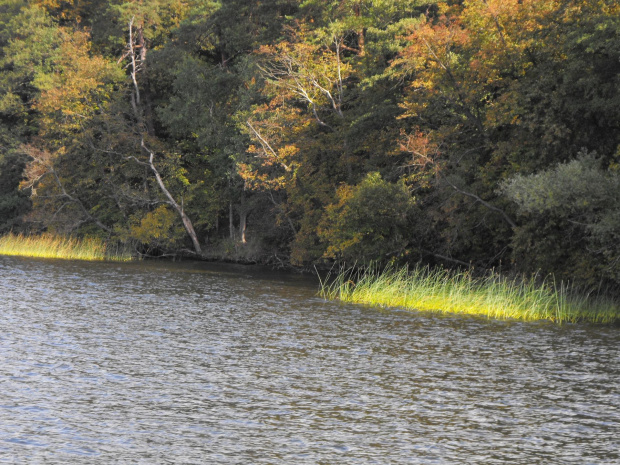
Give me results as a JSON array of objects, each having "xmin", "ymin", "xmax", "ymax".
[{"xmin": 1, "ymin": 0, "xmax": 619, "ymax": 288}]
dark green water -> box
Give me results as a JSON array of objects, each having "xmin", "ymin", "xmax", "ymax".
[{"xmin": 1, "ymin": 256, "xmax": 619, "ymax": 463}]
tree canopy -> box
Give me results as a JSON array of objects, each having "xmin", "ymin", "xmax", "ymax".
[{"xmin": 1, "ymin": 0, "xmax": 619, "ymax": 286}]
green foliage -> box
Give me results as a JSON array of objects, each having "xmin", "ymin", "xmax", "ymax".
[
  {"xmin": 318, "ymin": 172, "xmax": 415, "ymax": 264},
  {"xmin": 502, "ymin": 152, "xmax": 620, "ymax": 284},
  {"xmin": 0, "ymin": 152, "xmax": 31, "ymax": 232},
  {"xmin": 0, "ymin": 4, "xmax": 59, "ymax": 140},
  {"xmin": 502, "ymin": 153, "xmax": 619, "ymax": 214},
  {"xmin": 1, "ymin": 0, "xmax": 619, "ymax": 289}
]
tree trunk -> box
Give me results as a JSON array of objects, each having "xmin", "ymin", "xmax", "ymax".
[
  {"xmin": 229, "ymin": 201, "xmax": 234, "ymax": 240},
  {"xmin": 125, "ymin": 20, "xmax": 203, "ymax": 256},
  {"xmin": 136, "ymin": 26, "xmax": 155, "ymax": 136},
  {"xmin": 239, "ymin": 210, "xmax": 247, "ymax": 244},
  {"xmin": 142, "ymin": 140, "xmax": 203, "ymax": 255},
  {"xmin": 354, "ymin": 2, "xmax": 365, "ymax": 56}
]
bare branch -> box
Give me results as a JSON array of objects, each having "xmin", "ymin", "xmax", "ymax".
[
  {"xmin": 139, "ymin": 139, "xmax": 203, "ymax": 254},
  {"xmin": 246, "ymin": 120, "xmax": 291, "ymax": 171},
  {"xmin": 443, "ymin": 177, "xmax": 517, "ymax": 228},
  {"xmin": 21, "ymin": 145, "xmax": 111, "ymax": 232},
  {"xmin": 420, "ymin": 248, "xmax": 471, "ymax": 267},
  {"xmin": 268, "ymin": 191, "xmax": 296, "ymax": 235},
  {"xmin": 128, "ymin": 17, "xmax": 141, "ymax": 110}
]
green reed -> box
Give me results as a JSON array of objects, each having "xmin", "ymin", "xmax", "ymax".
[
  {"xmin": 0, "ymin": 233, "xmax": 133, "ymax": 262},
  {"xmin": 319, "ymin": 265, "xmax": 620, "ymax": 324}
]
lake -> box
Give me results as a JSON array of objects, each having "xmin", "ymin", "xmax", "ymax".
[{"xmin": 0, "ymin": 256, "xmax": 619, "ymax": 463}]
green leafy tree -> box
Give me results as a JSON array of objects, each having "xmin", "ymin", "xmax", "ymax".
[
  {"xmin": 239, "ymin": 3, "xmax": 428, "ymax": 264},
  {"xmin": 318, "ymin": 172, "xmax": 415, "ymax": 264},
  {"xmin": 502, "ymin": 152, "xmax": 620, "ymax": 284},
  {"xmin": 152, "ymin": 0, "xmax": 298, "ymax": 249},
  {"xmin": 0, "ymin": 152, "xmax": 30, "ymax": 233},
  {"xmin": 0, "ymin": 4, "xmax": 124, "ymax": 234}
]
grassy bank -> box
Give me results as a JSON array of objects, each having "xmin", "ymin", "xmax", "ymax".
[
  {"xmin": 319, "ymin": 265, "xmax": 620, "ymax": 324},
  {"xmin": 0, "ymin": 233, "xmax": 132, "ymax": 262}
]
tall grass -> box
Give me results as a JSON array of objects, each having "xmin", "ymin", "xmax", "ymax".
[
  {"xmin": 0, "ymin": 233, "xmax": 133, "ymax": 262},
  {"xmin": 319, "ymin": 265, "xmax": 620, "ymax": 324}
]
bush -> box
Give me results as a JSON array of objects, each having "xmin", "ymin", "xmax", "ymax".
[{"xmin": 318, "ymin": 172, "xmax": 416, "ymax": 264}]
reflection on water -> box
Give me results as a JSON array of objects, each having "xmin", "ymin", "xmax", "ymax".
[{"xmin": 0, "ymin": 256, "xmax": 619, "ymax": 464}]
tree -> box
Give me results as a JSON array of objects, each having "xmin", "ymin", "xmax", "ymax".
[
  {"xmin": 318, "ymin": 172, "xmax": 415, "ymax": 264},
  {"xmin": 239, "ymin": 3, "xmax": 426, "ymax": 264},
  {"xmin": 118, "ymin": 12, "xmax": 205, "ymax": 254},
  {"xmin": 502, "ymin": 152, "xmax": 620, "ymax": 285},
  {"xmin": 2, "ymin": 4, "xmax": 124, "ymax": 234},
  {"xmin": 387, "ymin": 1, "xmax": 572, "ymax": 267},
  {"xmin": 0, "ymin": 151, "xmax": 30, "ymax": 233}
]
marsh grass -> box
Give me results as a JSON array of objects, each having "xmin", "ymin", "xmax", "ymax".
[
  {"xmin": 0, "ymin": 233, "xmax": 133, "ymax": 262},
  {"xmin": 319, "ymin": 265, "xmax": 620, "ymax": 324}
]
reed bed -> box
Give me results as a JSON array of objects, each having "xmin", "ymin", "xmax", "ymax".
[
  {"xmin": 319, "ymin": 265, "xmax": 620, "ymax": 324},
  {"xmin": 0, "ymin": 233, "xmax": 132, "ymax": 262}
]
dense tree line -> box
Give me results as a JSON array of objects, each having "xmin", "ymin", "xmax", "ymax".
[{"xmin": 1, "ymin": 0, "xmax": 619, "ymax": 285}]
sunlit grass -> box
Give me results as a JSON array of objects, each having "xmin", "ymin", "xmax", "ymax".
[
  {"xmin": 0, "ymin": 233, "xmax": 133, "ymax": 262},
  {"xmin": 319, "ymin": 265, "xmax": 620, "ymax": 324}
]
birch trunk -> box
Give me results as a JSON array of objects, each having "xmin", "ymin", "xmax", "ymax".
[{"xmin": 142, "ymin": 140, "xmax": 202, "ymax": 255}]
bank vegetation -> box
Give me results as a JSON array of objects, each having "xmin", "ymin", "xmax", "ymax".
[
  {"xmin": 1, "ymin": 0, "xmax": 619, "ymax": 305},
  {"xmin": 320, "ymin": 266, "xmax": 620, "ymax": 324}
]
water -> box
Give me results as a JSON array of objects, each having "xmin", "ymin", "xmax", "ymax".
[{"xmin": 0, "ymin": 256, "xmax": 619, "ymax": 464}]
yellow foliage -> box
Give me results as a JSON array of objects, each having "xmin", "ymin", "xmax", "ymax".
[
  {"xmin": 129, "ymin": 205, "xmax": 185, "ymax": 248},
  {"xmin": 34, "ymin": 28, "xmax": 122, "ymax": 141}
]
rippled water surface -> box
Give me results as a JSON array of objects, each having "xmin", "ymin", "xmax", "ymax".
[{"xmin": 1, "ymin": 256, "xmax": 619, "ymax": 463}]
